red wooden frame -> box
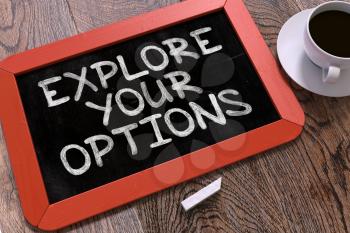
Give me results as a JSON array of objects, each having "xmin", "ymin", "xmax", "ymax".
[{"xmin": 0, "ymin": 0, "xmax": 304, "ymax": 230}]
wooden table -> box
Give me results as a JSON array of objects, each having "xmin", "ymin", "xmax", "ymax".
[{"xmin": 0, "ymin": 0, "xmax": 349, "ymax": 232}]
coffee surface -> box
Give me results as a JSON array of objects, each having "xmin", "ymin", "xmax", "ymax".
[{"xmin": 309, "ymin": 10, "xmax": 350, "ymax": 58}]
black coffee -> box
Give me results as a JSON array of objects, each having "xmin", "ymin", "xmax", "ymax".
[{"xmin": 309, "ymin": 10, "xmax": 350, "ymax": 58}]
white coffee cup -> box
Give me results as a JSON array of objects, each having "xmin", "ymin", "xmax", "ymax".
[{"xmin": 304, "ymin": 1, "xmax": 350, "ymax": 83}]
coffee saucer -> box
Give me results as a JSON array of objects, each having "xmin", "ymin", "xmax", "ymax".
[{"xmin": 277, "ymin": 9, "xmax": 350, "ymax": 97}]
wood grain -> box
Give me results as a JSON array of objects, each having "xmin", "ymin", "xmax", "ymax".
[
  {"xmin": 66, "ymin": 0, "xmax": 180, "ymax": 33},
  {"xmin": 0, "ymin": 0, "xmax": 76, "ymax": 60},
  {"xmin": 1, "ymin": 0, "xmax": 350, "ymax": 232}
]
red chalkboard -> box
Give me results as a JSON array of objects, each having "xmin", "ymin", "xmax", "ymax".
[{"xmin": 0, "ymin": 0, "xmax": 304, "ymax": 230}]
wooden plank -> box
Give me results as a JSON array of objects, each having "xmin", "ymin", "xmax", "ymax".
[
  {"xmin": 0, "ymin": 0, "xmax": 77, "ymax": 60},
  {"xmin": 66, "ymin": 0, "xmax": 180, "ymax": 33},
  {"xmin": 57, "ymin": 206, "xmax": 144, "ymax": 233}
]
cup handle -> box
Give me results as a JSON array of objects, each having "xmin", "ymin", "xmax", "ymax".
[{"xmin": 322, "ymin": 65, "xmax": 341, "ymax": 83}]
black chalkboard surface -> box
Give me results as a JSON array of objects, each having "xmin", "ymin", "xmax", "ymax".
[{"xmin": 16, "ymin": 11, "xmax": 280, "ymax": 204}]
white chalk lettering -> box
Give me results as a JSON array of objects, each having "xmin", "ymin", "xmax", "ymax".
[
  {"xmin": 139, "ymin": 114, "xmax": 172, "ymax": 148},
  {"xmin": 38, "ymin": 76, "xmax": 70, "ymax": 107},
  {"xmin": 162, "ymin": 38, "xmax": 200, "ymax": 64},
  {"xmin": 84, "ymin": 135, "xmax": 114, "ymax": 167},
  {"xmin": 164, "ymin": 71, "xmax": 203, "ymax": 99},
  {"xmin": 60, "ymin": 144, "xmax": 91, "ymax": 176},
  {"xmin": 85, "ymin": 93, "xmax": 113, "ymax": 126},
  {"xmin": 141, "ymin": 80, "xmax": 174, "ymax": 108},
  {"xmin": 189, "ymin": 94, "xmax": 226, "ymax": 130},
  {"xmin": 90, "ymin": 61, "xmax": 118, "ymax": 88},
  {"xmin": 115, "ymin": 88, "xmax": 144, "ymax": 116},
  {"xmin": 63, "ymin": 67, "xmax": 98, "ymax": 101},
  {"xmin": 140, "ymin": 45, "xmax": 169, "ymax": 71},
  {"xmin": 117, "ymin": 55, "xmax": 149, "ymax": 81},
  {"xmin": 218, "ymin": 89, "xmax": 252, "ymax": 116},
  {"xmin": 190, "ymin": 27, "xmax": 223, "ymax": 55},
  {"xmin": 49, "ymin": 26, "xmax": 259, "ymax": 177},
  {"xmin": 111, "ymin": 123, "xmax": 138, "ymax": 156},
  {"xmin": 164, "ymin": 108, "xmax": 195, "ymax": 137}
]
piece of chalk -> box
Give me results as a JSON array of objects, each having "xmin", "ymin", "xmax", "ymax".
[{"xmin": 181, "ymin": 177, "xmax": 222, "ymax": 211}]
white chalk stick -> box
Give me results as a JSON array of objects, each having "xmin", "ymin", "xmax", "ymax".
[{"xmin": 181, "ymin": 177, "xmax": 222, "ymax": 211}]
